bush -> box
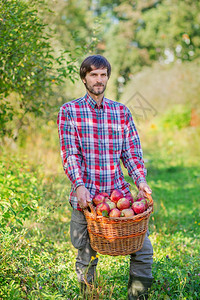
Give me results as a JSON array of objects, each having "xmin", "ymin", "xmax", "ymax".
[
  {"xmin": 0, "ymin": 156, "xmax": 41, "ymax": 233},
  {"xmin": 160, "ymin": 105, "xmax": 191, "ymax": 129},
  {"xmin": 0, "ymin": 0, "xmax": 78, "ymax": 140}
]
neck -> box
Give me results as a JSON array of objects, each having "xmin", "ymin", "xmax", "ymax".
[{"xmin": 87, "ymin": 91, "xmax": 104, "ymax": 107}]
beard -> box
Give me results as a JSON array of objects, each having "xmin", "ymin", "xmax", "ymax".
[{"xmin": 84, "ymin": 81, "xmax": 107, "ymax": 96}]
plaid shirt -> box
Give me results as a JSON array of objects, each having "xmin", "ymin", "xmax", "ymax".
[{"xmin": 57, "ymin": 93, "xmax": 147, "ymax": 210}]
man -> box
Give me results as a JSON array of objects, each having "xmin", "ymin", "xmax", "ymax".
[{"xmin": 57, "ymin": 55, "xmax": 153, "ymax": 299}]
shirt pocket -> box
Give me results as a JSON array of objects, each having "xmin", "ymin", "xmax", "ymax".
[{"xmin": 105, "ymin": 125, "xmax": 123, "ymax": 152}]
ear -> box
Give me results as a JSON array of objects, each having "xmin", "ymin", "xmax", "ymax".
[{"xmin": 82, "ymin": 78, "xmax": 86, "ymax": 84}]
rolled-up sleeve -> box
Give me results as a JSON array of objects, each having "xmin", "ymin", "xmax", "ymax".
[
  {"xmin": 57, "ymin": 106, "xmax": 84, "ymax": 190},
  {"xmin": 121, "ymin": 108, "xmax": 147, "ymax": 188}
]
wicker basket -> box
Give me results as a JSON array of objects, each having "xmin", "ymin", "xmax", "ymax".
[{"xmin": 84, "ymin": 194, "xmax": 153, "ymax": 256}]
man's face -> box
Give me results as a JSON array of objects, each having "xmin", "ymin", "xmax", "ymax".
[{"xmin": 82, "ymin": 67, "xmax": 108, "ymax": 96}]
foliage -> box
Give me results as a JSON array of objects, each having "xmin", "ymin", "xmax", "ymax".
[
  {"xmin": 0, "ymin": 156, "xmax": 41, "ymax": 233},
  {"xmin": 97, "ymin": 0, "xmax": 200, "ymax": 98},
  {"xmin": 159, "ymin": 105, "xmax": 191, "ymax": 130},
  {"xmin": 0, "ymin": 0, "xmax": 79, "ymax": 140},
  {"xmin": 135, "ymin": 0, "xmax": 200, "ymax": 62},
  {"xmin": 0, "ymin": 151, "xmax": 71, "ymax": 299},
  {"xmin": 47, "ymin": 0, "xmax": 104, "ymax": 53},
  {"xmin": 1, "ymin": 0, "xmax": 200, "ymax": 139}
]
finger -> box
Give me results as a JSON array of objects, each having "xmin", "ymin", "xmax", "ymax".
[
  {"xmin": 78, "ymin": 197, "xmax": 86, "ymax": 209},
  {"xmin": 144, "ymin": 186, "xmax": 152, "ymax": 194},
  {"xmin": 82, "ymin": 199, "xmax": 87, "ymax": 208},
  {"xmin": 86, "ymin": 191, "xmax": 92, "ymax": 203}
]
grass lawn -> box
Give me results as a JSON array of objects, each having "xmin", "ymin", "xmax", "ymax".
[{"xmin": 0, "ymin": 122, "xmax": 200, "ymax": 299}]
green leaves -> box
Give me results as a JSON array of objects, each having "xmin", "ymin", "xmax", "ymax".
[
  {"xmin": 0, "ymin": 156, "xmax": 41, "ymax": 232},
  {"xmin": 102, "ymin": 210, "xmax": 109, "ymax": 217},
  {"xmin": 0, "ymin": 0, "xmax": 80, "ymax": 140}
]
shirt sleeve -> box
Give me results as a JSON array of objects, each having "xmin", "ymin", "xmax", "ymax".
[
  {"xmin": 121, "ymin": 108, "xmax": 147, "ymax": 188},
  {"xmin": 57, "ymin": 105, "xmax": 84, "ymax": 190}
]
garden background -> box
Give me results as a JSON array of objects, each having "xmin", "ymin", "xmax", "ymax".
[{"xmin": 0, "ymin": 0, "xmax": 200, "ymax": 299}]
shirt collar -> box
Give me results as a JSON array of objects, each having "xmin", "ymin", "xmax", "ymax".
[{"xmin": 85, "ymin": 93, "xmax": 105, "ymax": 111}]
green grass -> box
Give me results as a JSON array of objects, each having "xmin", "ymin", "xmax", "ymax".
[
  {"xmin": 144, "ymin": 162, "xmax": 200, "ymax": 299},
  {"xmin": 1, "ymin": 116, "xmax": 200, "ymax": 299}
]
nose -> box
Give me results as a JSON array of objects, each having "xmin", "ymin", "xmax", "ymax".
[{"xmin": 96, "ymin": 75, "xmax": 103, "ymax": 83}]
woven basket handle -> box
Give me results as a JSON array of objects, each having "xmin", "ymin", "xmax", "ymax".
[
  {"xmin": 145, "ymin": 193, "xmax": 154, "ymax": 211},
  {"xmin": 84, "ymin": 201, "xmax": 97, "ymax": 218},
  {"xmin": 145, "ymin": 192, "xmax": 153, "ymax": 202}
]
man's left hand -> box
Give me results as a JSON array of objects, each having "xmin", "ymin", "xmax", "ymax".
[{"xmin": 138, "ymin": 182, "xmax": 152, "ymax": 198}]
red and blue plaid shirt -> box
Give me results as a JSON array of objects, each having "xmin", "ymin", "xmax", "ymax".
[{"xmin": 57, "ymin": 93, "xmax": 147, "ymax": 210}]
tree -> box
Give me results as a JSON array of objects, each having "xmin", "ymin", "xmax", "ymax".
[
  {"xmin": 95, "ymin": 0, "xmax": 200, "ymax": 99},
  {"xmin": 135, "ymin": 0, "xmax": 200, "ymax": 63},
  {"xmin": 0, "ymin": 0, "xmax": 79, "ymax": 140}
]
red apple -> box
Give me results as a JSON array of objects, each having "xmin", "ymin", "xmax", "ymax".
[
  {"xmin": 140, "ymin": 198, "xmax": 148, "ymax": 210},
  {"xmin": 121, "ymin": 208, "xmax": 135, "ymax": 217},
  {"xmin": 136, "ymin": 197, "xmax": 145, "ymax": 202},
  {"xmin": 109, "ymin": 208, "xmax": 121, "ymax": 218},
  {"xmin": 100, "ymin": 192, "xmax": 110, "ymax": 202},
  {"xmin": 110, "ymin": 189, "xmax": 124, "ymax": 204},
  {"xmin": 93, "ymin": 193, "xmax": 105, "ymax": 206},
  {"xmin": 100, "ymin": 192, "xmax": 110, "ymax": 197},
  {"xmin": 105, "ymin": 200, "xmax": 116, "ymax": 210},
  {"xmin": 136, "ymin": 197, "xmax": 148, "ymax": 209},
  {"xmin": 132, "ymin": 201, "xmax": 146, "ymax": 214},
  {"xmin": 125, "ymin": 193, "xmax": 135, "ymax": 204},
  {"xmin": 96, "ymin": 202, "xmax": 110, "ymax": 216},
  {"xmin": 117, "ymin": 197, "xmax": 130, "ymax": 210}
]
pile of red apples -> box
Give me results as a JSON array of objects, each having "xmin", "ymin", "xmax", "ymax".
[{"xmin": 92, "ymin": 189, "xmax": 149, "ymax": 218}]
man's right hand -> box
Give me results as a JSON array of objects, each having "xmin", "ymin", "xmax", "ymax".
[{"xmin": 76, "ymin": 185, "xmax": 91, "ymax": 209}]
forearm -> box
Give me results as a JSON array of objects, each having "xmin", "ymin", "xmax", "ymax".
[
  {"xmin": 121, "ymin": 108, "xmax": 147, "ymax": 188},
  {"xmin": 62, "ymin": 153, "xmax": 84, "ymax": 190},
  {"xmin": 58, "ymin": 106, "xmax": 84, "ymax": 190},
  {"xmin": 122, "ymin": 155, "xmax": 147, "ymax": 188}
]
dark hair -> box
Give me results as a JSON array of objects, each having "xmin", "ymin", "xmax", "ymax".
[{"xmin": 80, "ymin": 55, "xmax": 111, "ymax": 79}]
